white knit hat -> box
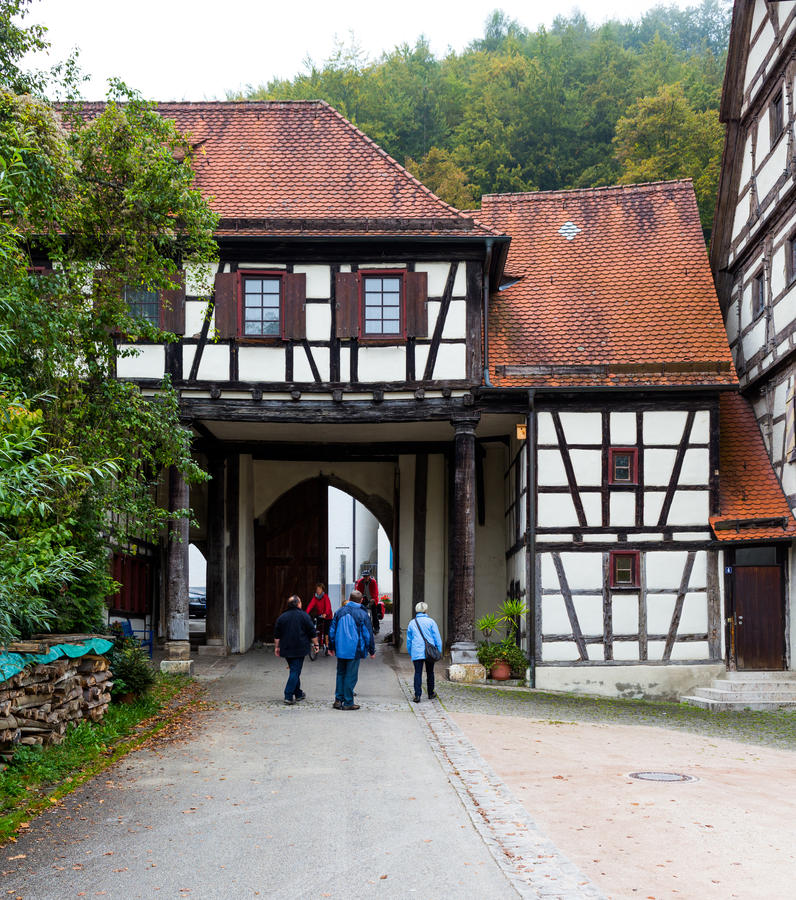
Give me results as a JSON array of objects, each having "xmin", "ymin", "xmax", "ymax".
[{"xmin": 415, "ymin": 602, "xmax": 428, "ymax": 613}]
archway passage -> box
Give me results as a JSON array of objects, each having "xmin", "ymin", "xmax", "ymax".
[{"xmin": 254, "ymin": 478, "xmax": 327, "ymax": 642}]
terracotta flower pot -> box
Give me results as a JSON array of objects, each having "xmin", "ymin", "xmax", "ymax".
[{"xmin": 490, "ymin": 661, "xmax": 511, "ymax": 681}]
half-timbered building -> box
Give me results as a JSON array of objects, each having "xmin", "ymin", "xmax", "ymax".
[
  {"xmin": 711, "ymin": 0, "xmax": 796, "ymax": 679},
  {"xmin": 94, "ymin": 98, "xmax": 793, "ymax": 696}
]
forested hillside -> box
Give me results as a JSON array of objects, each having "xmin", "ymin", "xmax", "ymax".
[{"xmin": 236, "ymin": 2, "xmax": 730, "ymax": 229}]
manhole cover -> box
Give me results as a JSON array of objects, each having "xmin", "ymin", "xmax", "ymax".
[{"xmin": 629, "ymin": 771, "xmax": 697, "ymax": 783}]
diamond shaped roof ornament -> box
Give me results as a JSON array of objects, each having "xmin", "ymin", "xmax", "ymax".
[{"xmin": 558, "ymin": 221, "xmax": 581, "ymax": 241}]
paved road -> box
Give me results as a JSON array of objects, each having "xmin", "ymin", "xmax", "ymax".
[{"xmin": 0, "ymin": 645, "xmax": 601, "ymax": 899}]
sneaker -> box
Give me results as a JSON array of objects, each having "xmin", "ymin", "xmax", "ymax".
[
  {"xmin": 342, "ymin": 704, "xmax": 360, "ymax": 710},
  {"xmin": 283, "ymin": 698, "xmax": 295, "ymax": 705},
  {"xmin": 332, "ymin": 700, "xmax": 343, "ymax": 710},
  {"xmin": 294, "ymin": 692, "xmax": 306, "ymax": 702},
  {"xmin": 412, "ymin": 695, "xmax": 421, "ymax": 703}
]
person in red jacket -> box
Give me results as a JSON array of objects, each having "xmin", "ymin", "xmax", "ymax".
[
  {"xmin": 306, "ymin": 583, "xmax": 333, "ymax": 650},
  {"xmin": 355, "ymin": 570, "xmax": 383, "ymax": 633}
]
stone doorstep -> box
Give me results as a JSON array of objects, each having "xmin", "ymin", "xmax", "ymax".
[
  {"xmin": 681, "ymin": 695, "xmax": 796, "ymax": 711},
  {"xmin": 692, "ymin": 687, "xmax": 796, "ymax": 702},
  {"xmin": 701, "ymin": 679, "xmax": 796, "ymax": 692},
  {"xmin": 196, "ymin": 643, "xmax": 228, "ymax": 657},
  {"xmin": 723, "ymin": 670, "xmax": 796, "ymax": 681}
]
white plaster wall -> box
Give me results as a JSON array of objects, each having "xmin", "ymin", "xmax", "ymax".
[
  {"xmin": 536, "ymin": 412, "xmax": 557, "ymax": 445},
  {"xmin": 610, "ymin": 412, "xmax": 636, "ymax": 444},
  {"xmin": 582, "ymin": 494, "xmax": 602, "ymax": 528},
  {"xmin": 538, "ymin": 493, "xmax": 579, "ymax": 527},
  {"xmin": 116, "ymin": 344, "xmax": 165, "ymax": 379},
  {"xmin": 610, "ymin": 492, "xmax": 635, "ymax": 527},
  {"xmin": 339, "ymin": 347, "xmax": 350, "ymax": 382},
  {"xmin": 726, "ymin": 300, "xmax": 739, "ymax": 343},
  {"xmin": 757, "ymin": 141, "xmax": 787, "ymax": 200},
  {"xmin": 542, "ymin": 641, "xmax": 581, "ymax": 662},
  {"xmin": 570, "ymin": 450, "xmax": 602, "ymax": 485},
  {"xmin": 667, "ymin": 491, "xmax": 710, "ymax": 526},
  {"xmin": 573, "ymin": 595, "xmax": 603, "ymax": 634},
  {"xmin": 238, "ymin": 454, "xmax": 255, "ymax": 652},
  {"xmin": 643, "ymin": 411, "xmax": 688, "ymax": 445},
  {"xmin": 185, "ymin": 300, "xmax": 211, "ymax": 337},
  {"xmin": 442, "ymin": 300, "xmax": 467, "ymax": 339},
  {"xmin": 294, "ymin": 346, "xmax": 330, "ymax": 382},
  {"xmin": 537, "ymin": 449, "xmax": 567, "ymax": 485},
  {"xmin": 742, "ymin": 318, "xmax": 766, "ymax": 363},
  {"xmin": 560, "ymin": 412, "xmax": 601, "ymax": 445},
  {"xmin": 183, "ymin": 344, "xmax": 229, "ymax": 382},
  {"xmin": 535, "ymin": 664, "xmax": 724, "ymax": 700},
  {"xmin": 612, "ymin": 593, "xmax": 639, "ymax": 635},
  {"xmin": 238, "ymin": 346, "xmax": 286, "ymax": 382},
  {"xmin": 293, "ymin": 264, "xmax": 331, "ymax": 298},
  {"xmin": 546, "ymin": 552, "xmax": 602, "ymax": 591},
  {"xmin": 430, "ymin": 343, "xmax": 466, "ymax": 380},
  {"xmin": 645, "ymin": 449, "xmax": 677, "ymax": 486},
  {"xmin": 643, "ymin": 491, "xmax": 666, "ymax": 525},
  {"xmin": 541, "ymin": 594, "xmax": 572, "ymax": 633},
  {"xmin": 306, "ymin": 304, "xmax": 332, "ymax": 341},
  {"xmin": 690, "ymin": 411, "xmax": 710, "ymax": 443},
  {"xmin": 358, "ymin": 346, "xmax": 406, "ymax": 382},
  {"xmin": 679, "ymin": 448, "xmax": 710, "ymax": 485},
  {"xmin": 378, "ymin": 524, "xmax": 394, "ymax": 597},
  {"xmin": 646, "ymin": 550, "xmax": 689, "ymax": 589},
  {"xmin": 773, "ymin": 288, "xmax": 796, "ymax": 334}
]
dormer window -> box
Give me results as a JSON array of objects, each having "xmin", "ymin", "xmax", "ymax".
[
  {"xmin": 362, "ymin": 274, "xmax": 403, "ymax": 337},
  {"xmin": 770, "ymin": 90, "xmax": 784, "ymax": 145},
  {"xmin": 124, "ymin": 286, "xmax": 160, "ymax": 326}
]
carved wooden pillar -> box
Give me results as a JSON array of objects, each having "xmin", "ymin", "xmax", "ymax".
[
  {"xmin": 450, "ymin": 413, "xmax": 480, "ymax": 662},
  {"xmin": 164, "ymin": 466, "xmax": 191, "ymax": 667},
  {"xmin": 204, "ymin": 454, "xmax": 226, "ymax": 650}
]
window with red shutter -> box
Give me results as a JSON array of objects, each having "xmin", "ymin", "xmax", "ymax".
[{"xmin": 213, "ymin": 272, "xmax": 238, "ymax": 338}]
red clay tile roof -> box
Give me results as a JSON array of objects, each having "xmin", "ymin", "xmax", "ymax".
[
  {"xmin": 711, "ymin": 392, "xmax": 796, "ymax": 542},
  {"xmin": 478, "ymin": 181, "xmax": 738, "ymax": 388},
  {"xmin": 66, "ymin": 100, "xmax": 496, "ymax": 238}
]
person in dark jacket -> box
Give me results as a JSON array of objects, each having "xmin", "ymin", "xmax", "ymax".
[
  {"xmin": 274, "ymin": 595, "xmax": 318, "ymax": 705},
  {"xmin": 328, "ymin": 590, "xmax": 375, "ymax": 710},
  {"xmin": 355, "ymin": 570, "xmax": 382, "ymax": 634}
]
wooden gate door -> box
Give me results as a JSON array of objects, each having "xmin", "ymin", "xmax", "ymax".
[
  {"xmin": 254, "ymin": 478, "xmax": 327, "ymax": 642},
  {"xmin": 734, "ymin": 566, "xmax": 785, "ymax": 670}
]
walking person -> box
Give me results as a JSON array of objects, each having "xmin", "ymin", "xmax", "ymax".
[
  {"xmin": 406, "ymin": 602, "xmax": 443, "ymax": 703},
  {"xmin": 355, "ymin": 569, "xmax": 382, "ymax": 633},
  {"xmin": 328, "ymin": 590, "xmax": 375, "ymax": 710},
  {"xmin": 306, "ymin": 582, "xmax": 333, "ymax": 651},
  {"xmin": 274, "ymin": 595, "xmax": 318, "ymax": 705}
]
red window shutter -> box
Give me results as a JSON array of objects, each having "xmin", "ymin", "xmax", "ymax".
[
  {"xmin": 213, "ymin": 272, "xmax": 238, "ymax": 338},
  {"xmin": 161, "ymin": 271, "xmax": 186, "ymax": 334},
  {"xmin": 335, "ymin": 272, "xmax": 360, "ymax": 338},
  {"xmin": 405, "ymin": 271, "xmax": 428, "ymax": 338},
  {"xmin": 282, "ymin": 272, "xmax": 306, "ymax": 340}
]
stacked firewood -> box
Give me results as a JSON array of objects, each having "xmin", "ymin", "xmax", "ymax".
[{"xmin": 0, "ymin": 646, "xmax": 112, "ymax": 768}]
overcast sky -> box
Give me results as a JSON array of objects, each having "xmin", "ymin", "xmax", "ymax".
[{"xmin": 25, "ymin": 0, "xmax": 702, "ymax": 101}]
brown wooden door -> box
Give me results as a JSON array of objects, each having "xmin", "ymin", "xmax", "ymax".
[
  {"xmin": 254, "ymin": 478, "xmax": 327, "ymax": 643},
  {"xmin": 734, "ymin": 566, "xmax": 785, "ymax": 670}
]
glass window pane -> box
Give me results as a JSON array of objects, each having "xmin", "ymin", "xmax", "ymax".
[
  {"xmin": 382, "ymin": 278, "xmax": 400, "ymax": 292},
  {"xmin": 382, "ymin": 321, "xmax": 400, "ymax": 333}
]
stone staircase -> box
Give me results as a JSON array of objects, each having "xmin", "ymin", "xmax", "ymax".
[{"xmin": 681, "ymin": 671, "xmax": 796, "ymax": 711}]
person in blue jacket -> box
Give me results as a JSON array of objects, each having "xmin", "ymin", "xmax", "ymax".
[
  {"xmin": 328, "ymin": 590, "xmax": 375, "ymax": 710},
  {"xmin": 406, "ymin": 602, "xmax": 443, "ymax": 703}
]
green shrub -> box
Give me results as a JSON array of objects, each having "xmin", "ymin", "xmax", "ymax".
[{"xmin": 110, "ymin": 646, "xmax": 155, "ymax": 698}]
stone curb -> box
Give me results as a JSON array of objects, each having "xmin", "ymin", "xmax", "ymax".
[{"xmin": 400, "ymin": 678, "xmax": 606, "ymax": 899}]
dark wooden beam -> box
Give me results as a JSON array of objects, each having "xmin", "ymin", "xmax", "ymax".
[
  {"xmin": 225, "ymin": 454, "xmax": 240, "ymax": 653},
  {"xmin": 205, "ymin": 454, "xmax": 225, "ymax": 644},
  {"xmin": 412, "ymin": 453, "xmax": 428, "ymax": 612},
  {"xmin": 450, "ymin": 414, "xmax": 480, "ymax": 644}
]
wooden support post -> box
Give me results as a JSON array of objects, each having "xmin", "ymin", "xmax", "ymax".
[
  {"xmin": 450, "ymin": 413, "xmax": 480, "ymax": 662},
  {"xmin": 163, "ymin": 466, "xmax": 191, "ymax": 671},
  {"xmin": 204, "ymin": 454, "xmax": 226, "ymax": 651},
  {"xmin": 225, "ymin": 453, "xmax": 240, "ymax": 654}
]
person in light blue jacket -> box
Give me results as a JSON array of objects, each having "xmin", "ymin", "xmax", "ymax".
[{"xmin": 406, "ymin": 602, "xmax": 443, "ymax": 703}]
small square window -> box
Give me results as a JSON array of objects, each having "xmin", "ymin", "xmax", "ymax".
[
  {"xmin": 753, "ymin": 271, "xmax": 765, "ymax": 318},
  {"xmin": 609, "ymin": 447, "xmax": 637, "ymax": 484},
  {"xmin": 124, "ymin": 285, "xmax": 160, "ymax": 326},
  {"xmin": 610, "ymin": 551, "xmax": 639, "ymax": 588},
  {"xmin": 771, "ymin": 90, "xmax": 784, "ymax": 145}
]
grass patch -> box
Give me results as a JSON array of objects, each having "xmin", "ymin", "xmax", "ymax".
[
  {"xmin": 0, "ymin": 674, "xmax": 197, "ymax": 845},
  {"xmin": 442, "ymin": 684, "xmax": 796, "ymax": 750}
]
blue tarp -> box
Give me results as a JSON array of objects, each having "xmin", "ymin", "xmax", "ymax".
[{"xmin": 0, "ymin": 638, "xmax": 113, "ymax": 683}]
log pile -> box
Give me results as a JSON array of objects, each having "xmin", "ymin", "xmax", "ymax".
[{"xmin": 0, "ymin": 646, "xmax": 113, "ymax": 768}]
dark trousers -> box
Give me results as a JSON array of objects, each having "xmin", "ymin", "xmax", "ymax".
[
  {"xmin": 413, "ymin": 657, "xmax": 435, "ymax": 698},
  {"xmin": 284, "ymin": 657, "xmax": 305, "ymax": 700},
  {"xmin": 335, "ymin": 657, "xmax": 361, "ymax": 706}
]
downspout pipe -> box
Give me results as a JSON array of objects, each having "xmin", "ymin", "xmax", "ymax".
[
  {"xmin": 525, "ymin": 388, "xmax": 536, "ymax": 687},
  {"xmin": 482, "ymin": 238, "xmax": 495, "ymax": 387}
]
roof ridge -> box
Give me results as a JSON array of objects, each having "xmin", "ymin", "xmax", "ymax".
[{"xmin": 482, "ymin": 179, "xmax": 694, "ymax": 204}]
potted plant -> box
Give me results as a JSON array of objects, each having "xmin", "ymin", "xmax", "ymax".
[{"xmin": 476, "ymin": 600, "xmax": 529, "ymax": 680}]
